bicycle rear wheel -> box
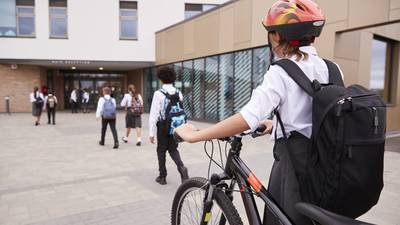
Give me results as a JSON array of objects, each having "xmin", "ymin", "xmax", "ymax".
[{"xmin": 171, "ymin": 177, "xmax": 243, "ymax": 225}]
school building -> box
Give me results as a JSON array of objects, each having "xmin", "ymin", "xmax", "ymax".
[
  {"xmin": 1, "ymin": 0, "xmax": 400, "ymax": 131},
  {"xmin": 0, "ymin": 0, "xmax": 227, "ymax": 111}
]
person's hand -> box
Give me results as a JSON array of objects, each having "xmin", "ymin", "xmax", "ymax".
[
  {"xmin": 149, "ymin": 136, "xmax": 155, "ymax": 144},
  {"xmin": 96, "ymin": 116, "xmax": 100, "ymax": 121},
  {"xmin": 174, "ymin": 123, "xmax": 199, "ymax": 143},
  {"xmin": 260, "ymin": 120, "xmax": 273, "ymax": 135}
]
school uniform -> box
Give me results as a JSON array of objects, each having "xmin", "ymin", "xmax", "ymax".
[
  {"xmin": 240, "ymin": 46, "xmax": 342, "ymax": 225},
  {"xmin": 149, "ymin": 84, "xmax": 186, "ymax": 179},
  {"xmin": 96, "ymin": 95, "xmax": 118, "ymax": 145},
  {"xmin": 121, "ymin": 93, "xmax": 143, "ymax": 128},
  {"xmin": 82, "ymin": 92, "xmax": 90, "ymax": 112},
  {"xmin": 44, "ymin": 95, "xmax": 58, "ymax": 124},
  {"xmin": 70, "ymin": 89, "xmax": 78, "ymax": 113},
  {"xmin": 29, "ymin": 92, "xmax": 44, "ymax": 117}
]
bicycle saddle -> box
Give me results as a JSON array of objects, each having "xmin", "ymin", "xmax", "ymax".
[{"xmin": 295, "ymin": 203, "xmax": 375, "ymax": 225}]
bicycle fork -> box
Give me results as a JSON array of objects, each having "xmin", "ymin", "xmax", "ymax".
[{"xmin": 200, "ymin": 184, "xmax": 215, "ymax": 225}]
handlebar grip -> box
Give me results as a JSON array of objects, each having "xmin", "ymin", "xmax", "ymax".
[
  {"xmin": 173, "ymin": 131, "xmax": 184, "ymax": 143},
  {"xmin": 255, "ymin": 124, "xmax": 267, "ymax": 133},
  {"xmin": 251, "ymin": 124, "xmax": 267, "ymax": 138}
]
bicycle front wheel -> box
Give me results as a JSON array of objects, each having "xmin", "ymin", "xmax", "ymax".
[{"xmin": 171, "ymin": 177, "xmax": 243, "ymax": 225}]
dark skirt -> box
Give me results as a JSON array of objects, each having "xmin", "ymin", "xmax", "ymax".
[
  {"xmin": 264, "ymin": 132, "xmax": 312, "ymax": 225},
  {"xmin": 125, "ymin": 112, "xmax": 142, "ymax": 128},
  {"xmin": 32, "ymin": 103, "xmax": 42, "ymax": 117}
]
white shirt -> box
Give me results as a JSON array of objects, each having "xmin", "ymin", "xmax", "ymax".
[
  {"xmin": 44, "ymin": 96, "xmax": 58, "ymax": 108},
  {"xmin": 96, "ymin": 95, "xmax": 117, "ymax": 118},
  {"xmin": 120, "ymin": 93, "xmax": 143, "ymax": 108},
  {"xmin": 148, "ymin": 84, "xmax": 183, "ymax": 137},
  {"xmin": 29, "ymin": 92, "xmax": 44, "ymax": 103},
  {"xmin": 240, "ymin": 46, "xmax": 343, "ymax": 139},
  {"xmin": 82, "ymin": 92, "xmax": 90, "ymax": 103},
  {"xmin": 70, "ymin": 90, "xmax": 77, "ymax": 102}
]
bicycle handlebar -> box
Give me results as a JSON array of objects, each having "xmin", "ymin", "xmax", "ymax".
[{"xmin": 173, "ymin": 124, "xmax": 267, "ymax": 143}]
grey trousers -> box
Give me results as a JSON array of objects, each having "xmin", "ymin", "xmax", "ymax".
[{"xmin": 264, "ymin": 132, "xmax": 313, "ymax": 225}]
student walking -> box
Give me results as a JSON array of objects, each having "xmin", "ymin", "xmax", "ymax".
[
  {"xmin": 70, "ymin": 88, "xmax": 78, "ymax": 113},
  {"xmin": 175, "ymin": 1, "xmax": 341, "ymax": 224},
  {"xmin": 149, "ymin": 67, "xmax": 189, "ymax": 185},
  {"xmin": 44, "ymin": 92, "xmax": 58, "ymax": 125},
  {"xmin": 29, "ymin": 87, "xmax": 44, "ymax": 126},
  {"xmin": 120, "ymin": 84, "xmax": 143, "ymax": 146},
  {"xmin": 96, "ymin": 87, "xmax": 119, "ymax": 149},
  {"xmin": 82, "ymin": 89, "xmax": 90, "ymax": 113}
]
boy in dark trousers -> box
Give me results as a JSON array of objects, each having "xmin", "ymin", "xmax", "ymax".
[
  {"xmin": 149, "ymin": 67, "xmax": 189, "ymax": 185},
  {"xmin": 96, "ymin": 87, "xmax": 119, "ymax": 149}
]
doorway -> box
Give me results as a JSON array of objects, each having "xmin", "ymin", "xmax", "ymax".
[{"xmin": 63, "ymin": 72, "xmax": 125, "ymax": 109}]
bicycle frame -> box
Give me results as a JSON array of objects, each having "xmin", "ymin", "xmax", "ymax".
[{"xmin": 201, "ymin": 136, "xmax": 293, "ymax": 225}]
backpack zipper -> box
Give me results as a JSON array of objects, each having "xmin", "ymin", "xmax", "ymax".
[{"xmin": 372, "ymin": 107, "xmax": 379, "ymax": 134}]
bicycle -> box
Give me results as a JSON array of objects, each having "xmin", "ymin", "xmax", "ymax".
[{"xmin": 171, "ymin": 127, "xmax": 375, "ymax": 225}]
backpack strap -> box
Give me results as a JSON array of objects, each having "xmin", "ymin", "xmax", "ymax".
[
  {"xmin": 273, "ymin": 59, "xmax": 315, "ymax": 97},
  {"xmin": 323, "ymin": 59, "xmax": 345, "ymax": 87}
]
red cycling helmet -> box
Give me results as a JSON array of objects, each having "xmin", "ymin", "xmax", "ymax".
[{"xmin": 262, "ymin": 0, "xmax": 325, "ymax": 45}]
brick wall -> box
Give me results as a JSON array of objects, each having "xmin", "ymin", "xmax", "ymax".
[{"xmin": 0, "ymin": 64, "xmax": 42, "ymax": 113}]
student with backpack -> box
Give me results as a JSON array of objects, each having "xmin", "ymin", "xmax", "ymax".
[
  {"xmin": 96, "ymin": 87, "xmax": 119, "ymax": 149},
  {"xmin": 29, "ymin": 86, "xmax": 45, "ymax": 126},
  {"xmin": 120, "ymin": 84, "xmax": 143, "ymax": 146},
  {"xmin": 149, "ymin": 66, "xmax": 189, "ymax": 185},
  {"xmin": 44, "ymin": 92, "xmax": 58, "ymax": 125},
  {"xmin": 174, "ymin": 0, "xmax": 386, "ymax": 224}
]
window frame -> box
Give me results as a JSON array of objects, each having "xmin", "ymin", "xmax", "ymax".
[
  {"xmin": 370, "ymin": 35, "xmax": 397, "ymax": 104},
  {"xmin": 119, "ymin": 1, "xmax": 138, "ymax": 40},
  {"xmin": 16, "ymin": 5, "xmax": 35, "ymax": 37},
  {"xmin": 49, "ymin": 5, "xmax": 68, "ymax": 39}
]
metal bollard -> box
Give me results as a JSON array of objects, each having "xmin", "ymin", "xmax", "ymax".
[{"xmin": 4, "ymin": 96, "xmax": 10, "ymax": 115}]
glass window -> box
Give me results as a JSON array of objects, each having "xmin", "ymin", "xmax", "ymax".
[
  {"xmin": 252, "ymin": 47, "xmax": 270, "ymax": 89},
  {"xmin": 184, "ymin": 4, "xmax": 202, "ymax": 19},
  {"xmin": 219, "ymin": 53, "xmax": 234, "ymax": 120},
  {"xmin": 120, "ymin": 1, "xmax": 138, "ymax": 40},
  {"xmin": 16, "ymin": 0, "xmax": 35, "ymax": 37},
  {"xmin": 182, "ymin": 61, "xmax": 193, "ymax": 118},
  {"xmin": 174, "ymin": 62, "xmax": 183, "ymax": 91},
  {"xmin": 202, "ymin": 4, "xmax": 218, "ymax": 11},
  {"xmin": 193, "ymin": 59, "xmax": 205, "ymax": 120},
  {"xmin": 49, "ymin": 0, "xmax": 67, "ymax": 38},
  {"xmin": 205, "ymin": 56, "xmax": 219, "ymax": 121},
  {"xmin": 234, "ymin": 50, "xmax": 252, "ymax": 113},
  {"xmin": 0, "ymin": 0, "xmax": 17, "ymax": 37},
  {"xmin": 370, "ymin": 37, "xmax": 394, "ymax": 103}
]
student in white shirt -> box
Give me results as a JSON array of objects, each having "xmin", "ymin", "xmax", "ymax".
[
  {"xmin": 70, "ymin": 88, "xmax": 78, "ymax": 113},
  {"xmin": 43, "ymin": 92, "xmax": 58, "ymax": 125},
  {"xmin": 82, "ymin": 89, "xmax": 90, "ymax": 113},
  {"xmin": 120, "ymin": 84, "xmax": 143, "ymax": 146},
  {"xmin": 96, "ymin": 87, "xmax": 119, "ymax": 149},
  {"xmin": 149, "ymin": 67, "xmax": 189, "ymax": 185},
  {"xmin": 29, "ymin": 86, "xmax": 44, "ymax": 126},
  {"xmin": 174, "ymin": 1, "xmax": 335, "ymax": 224}
]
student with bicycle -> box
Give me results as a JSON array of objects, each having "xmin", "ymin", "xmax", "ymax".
[{"xmin": 175, "ymin": 0, "xmax": 334, "ymax": 224}]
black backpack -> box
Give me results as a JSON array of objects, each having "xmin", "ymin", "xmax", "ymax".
[
  {"xmin": 158, "ymin": 89, "xmax": 187, "ymax": 136},
  {"xmin": 273, "ymin": 59, "xmax": 386, "ymax": 218}
]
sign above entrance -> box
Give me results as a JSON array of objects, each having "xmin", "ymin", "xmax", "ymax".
[{"xmin": 51, "ymin": 60, "xmax": 91, "ymax": 65}]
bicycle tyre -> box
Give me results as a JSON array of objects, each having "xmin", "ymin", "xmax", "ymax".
[{"xmin": 171, "ymin": 177, "xmax": 243, "ymax": 225}]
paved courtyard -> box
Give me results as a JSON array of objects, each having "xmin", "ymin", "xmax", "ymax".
[{"xmin": 0, "ymin": 112, "xmax": 399, "ymax": 225}]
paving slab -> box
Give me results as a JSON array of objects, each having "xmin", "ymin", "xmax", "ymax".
[{"xmin": 0, "ymin": 112, "xmax": 399, "ymax": 225}]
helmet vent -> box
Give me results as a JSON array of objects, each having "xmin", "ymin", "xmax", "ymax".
[{"xmin": 296, "ymin": 3, "xmax": 305, "ymax": 11}]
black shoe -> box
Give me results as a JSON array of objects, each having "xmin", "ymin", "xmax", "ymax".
[
  {"xmin": 99, "ymin": 141, "xmax": 104, "ymax": 146},
  {"xmin": 178, "ymin": 166, "xmax": 189, "ymax": 183},
  {"xmin": 113, "ymin": 143, "xmax": 119, "ymax": 149},
  {"xmin": 155, "ymin": 176, "xmax": 167, "ymax": 185},
  {"xmin": 48, "ymin": 121, "xmax": 51, "ymax": 124},
  {"xmin": 136, "ymin": 141, "xmax": 141, "ymax": 146},
  {"xmin": 35, "ymin": 122, "xmax": 39, "ymax": 126},
  {"xmin": 53, "ymin": 122, "xmax": 56, "ymax": 125}
]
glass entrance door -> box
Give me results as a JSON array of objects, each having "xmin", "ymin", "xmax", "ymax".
[{"xmin": 64, "ymin": 72, "xmax": 125, "ymax": 110}]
